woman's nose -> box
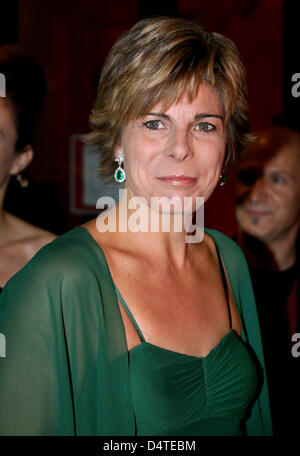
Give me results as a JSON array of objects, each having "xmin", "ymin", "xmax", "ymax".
[{"xmin": 166, "ymin": 130, "xmax": 193, "ymax": 162}]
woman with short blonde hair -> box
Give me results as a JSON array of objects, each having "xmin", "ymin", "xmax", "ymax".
[
  {"xmin": 88, "ymin": 17, "xmax": 251, "ymax": 180},
  {"xmin": 0, "ymin": 17, "xmax": 272, "ymax": 436}
]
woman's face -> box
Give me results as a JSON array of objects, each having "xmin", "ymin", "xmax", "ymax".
[
  {"xmin": 116, "ymin": 83, "xmax": 227, "ymax": 211},
  {"xmin": 0, "ymin": 98, "xmax": 18, "ymax": 189}
]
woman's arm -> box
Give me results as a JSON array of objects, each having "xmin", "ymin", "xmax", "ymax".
[
  {"xmin": 0, "ymin": 255, "xmax": 75, "ymax": 436},
  {"xmin": 236, "ymin": 251, "xmax": 273, "ymax": 436},
  {"xmin": 0, "ymin": 227, "xmax": 136, "ymax": 436}
]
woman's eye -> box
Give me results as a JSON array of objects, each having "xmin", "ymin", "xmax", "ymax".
[
  {"xmin": 194, "ymin": 122, "xmax": 216, "ymax": 132},
  {"xmin": 143, "ymin": 120, "xmax": 164, "ymax": 130}
]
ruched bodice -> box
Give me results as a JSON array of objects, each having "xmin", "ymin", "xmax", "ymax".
[{"xmin": 128, "ymin": 330, "xmax": 258, "ymax": 435}]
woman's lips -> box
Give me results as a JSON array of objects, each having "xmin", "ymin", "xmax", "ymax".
[{"xmin": 156, "ymin": 175, "xmax": 197, "ymax": 187}]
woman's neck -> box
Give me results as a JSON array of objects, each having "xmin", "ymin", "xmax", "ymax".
[{"xmin": 95, "ymin": 190, "xmax": 204, "ymax": 270}]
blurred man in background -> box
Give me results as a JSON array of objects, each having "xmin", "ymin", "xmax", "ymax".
[{"xmin": 234, "ymin": 126, "xmax": 300, "ymax": 436}]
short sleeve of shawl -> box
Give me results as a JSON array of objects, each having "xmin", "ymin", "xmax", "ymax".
[
  {"xmin": 0, "ymin": 228, "xmax": 134, "ymax": 436},
  {"xmin": 0, "ymin": 243, "xmax": 75, "ymax": 435}
]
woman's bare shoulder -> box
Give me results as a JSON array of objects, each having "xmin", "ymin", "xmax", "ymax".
[
  {"xmin": 4, "ymin": 212, "xmax": 56, "ymax": 254},
  {"xmin": 0, "ymin": 213, "xmax": 56, "ymax": 287}
]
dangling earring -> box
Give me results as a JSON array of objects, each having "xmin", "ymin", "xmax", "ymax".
[
  {"xmin": 219, "ymin": 172, "xmax": 226, "ymax": 186},
  {"xmin": 16, "ymin": 173, "xmax": 29, "ymax": 188},
  {"xmin": 114, "ymin": 152, "xmax": 126, "ymax": 183}
]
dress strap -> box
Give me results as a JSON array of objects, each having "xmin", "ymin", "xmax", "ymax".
[
  {"xmin": 215, "ymin": 246, "xmax": 232, "ymax": 329},
  {"xmin": 115, "ymin": 287, "xmax": 146, "ymax": 342}
]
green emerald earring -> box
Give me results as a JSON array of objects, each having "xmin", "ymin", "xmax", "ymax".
[
  {"xmin": 114, "ymin": 152, "xmax": 126, "ymax": 183},
  {"xmin": 219, "ymin": 172, "xmax": 226, "ymax": 186}
]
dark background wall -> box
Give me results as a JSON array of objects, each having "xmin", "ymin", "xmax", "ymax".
[{"xmin": 1, "ymin": 0, "xmax": 290, "ymax": 236}]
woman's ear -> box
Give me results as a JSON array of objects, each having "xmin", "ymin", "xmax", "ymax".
[
  {"xmin": 113, "ymin": 131, "xmax": 123, "ymax": 159},
  {"xmin": 114, "ymin": 145, "xmax": 122, "ymax": 159},
  {"xmin": 10, "ymin": 145, "xmax": 34, "ymax": 175}
]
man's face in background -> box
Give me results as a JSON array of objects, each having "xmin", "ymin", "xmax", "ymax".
[{"xmin": 235, "ymin": 133, "xmax": 300, "ymax": 246}]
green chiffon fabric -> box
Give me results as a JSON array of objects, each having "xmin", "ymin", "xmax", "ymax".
[{"xmin": 0, "ymin": 226, "xmax": 273, "ymax": 435}]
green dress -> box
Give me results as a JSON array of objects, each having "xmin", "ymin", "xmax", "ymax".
[{"xmin": 0, "ymin": 227, "xmax": 273, "ymax": 436}]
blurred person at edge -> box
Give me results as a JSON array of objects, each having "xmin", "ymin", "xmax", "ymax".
[
  {"xmin": 234, "ymin": 126, "xmax": 300, "ymax": 435},
  {"xmin": 0, "ymin": 56, "xmax": 56, "ymax": 292},
  {"xmin": 0, "ymin": 17, "xmax": 272, "ymax": 436}
]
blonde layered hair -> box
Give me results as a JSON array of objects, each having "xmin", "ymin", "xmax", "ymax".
[{"xmin": 86, "ymin": 16, "xmax": 252, "ymax": 180}]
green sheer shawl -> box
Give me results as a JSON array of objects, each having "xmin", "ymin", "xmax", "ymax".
[{"xmin": 0, "ymin": 226, "xmax": 272, "ymax": 435}]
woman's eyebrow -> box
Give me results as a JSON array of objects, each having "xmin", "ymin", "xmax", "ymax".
[
  {"xmin": 146, "ymin": 112, "xmax": 224, "ymax": 121},
  {"xmin": 194, "ymin": 113, "xmax": 224, "ymax": 121},
  {"xmin": 147, "ymin": 112, "xmax": 169, "ymax": 119}
]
